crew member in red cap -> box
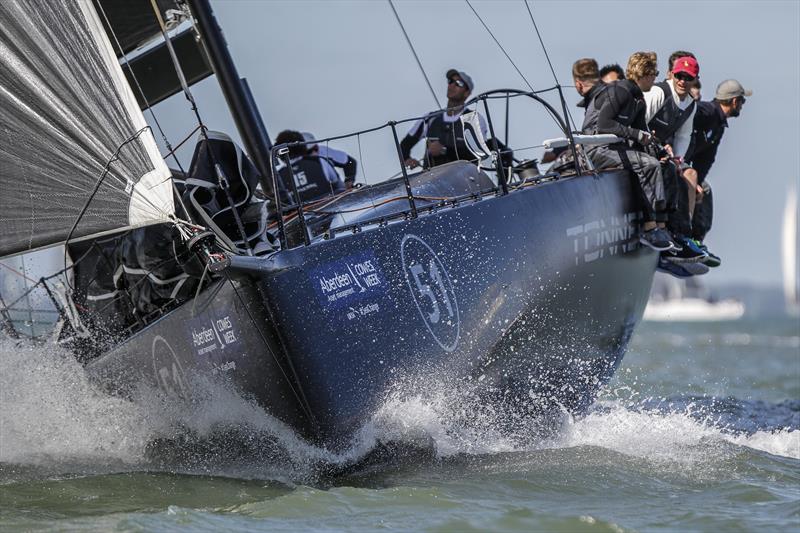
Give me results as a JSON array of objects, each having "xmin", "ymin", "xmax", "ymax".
[{"xmin": 643, "ymin": 52, "xmax": 712, "ymax": 271}]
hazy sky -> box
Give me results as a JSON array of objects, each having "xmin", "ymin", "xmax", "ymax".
[{"xmin": 152, "ymin": 0, "xmax": 800, "ymax": 288}]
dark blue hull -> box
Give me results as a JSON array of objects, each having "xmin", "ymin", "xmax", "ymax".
[{"xmin": 87, "ymin": 167, "xmax": 656, "ymax": 447}]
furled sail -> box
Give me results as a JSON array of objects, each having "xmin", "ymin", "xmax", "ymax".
[{"xmin": 0, "ymin": 0, "xmax": 174, "ymax": 258}]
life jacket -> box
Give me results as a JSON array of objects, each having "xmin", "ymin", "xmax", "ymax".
[
  {"xmin": 425, "ymin": 111, "xmax": 474, "ymax": 167},
  {"xmin": 647, "ymin": 81, "xmax": 696, "ymax": 145},
  {"xmin": 579, "ymin": 82, "xmax": 608, "ymax": 134},
  {"xmin": 587, "ymin": 80, "xmax": 646, "ymax": 130},
  {"xmin": 278, "ymin": 156, "xmax": 342, "ymax": 204}
]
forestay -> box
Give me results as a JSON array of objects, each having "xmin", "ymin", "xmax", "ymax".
[{"xmin": 0, "ymin": 0, "xmax": 173, "ymax": 258}]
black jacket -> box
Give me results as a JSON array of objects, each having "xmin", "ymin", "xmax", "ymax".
[
  {"xmin": 686, "ymin": 100, "xmax": 728, "ymax": 181},
  {"xmin": 589, "ymin": 79, "xmax": 648, "ymax": 142},
  {"xmin": 577, "ymin": 82, "xmax": 607, "ymax": 133}
]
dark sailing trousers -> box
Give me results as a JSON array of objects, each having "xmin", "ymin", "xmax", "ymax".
[
  {"xmin": 589, "ymin": 145, "xmax": 666, "ymax": 222},
  {"xmin": 691, "ymin": 182, "xmax": 713, "ymax": 241},
  {"xmin": 664, "ymin": 162, "xmax": 692, "ymax": 238}
]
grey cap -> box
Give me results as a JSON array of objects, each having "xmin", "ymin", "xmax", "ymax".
[
  {"xmin": 715, "ymin": 79, "xmax": 752, "ymax": 100},
  {"xmin": 446, "ymin": 68, "xmax": 474, "ymax": 92},
  {"xmin": 301, "ymin": 131, "xmax": 316, "ymax": 143}
]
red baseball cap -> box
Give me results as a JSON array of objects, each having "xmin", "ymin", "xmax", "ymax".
[{"xmin": 672, "ymin": 56, "xmax": 699, "ymax": 78}]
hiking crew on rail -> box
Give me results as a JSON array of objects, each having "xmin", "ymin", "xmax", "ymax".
[
  {"xmin": 575, "ymin": 50, "xmax": 749, "ymax": 279},
  {"xmin": 279, "ymin": 56, "xmax": 748, "ymax": 280}
]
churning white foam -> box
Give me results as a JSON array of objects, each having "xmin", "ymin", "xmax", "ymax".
[
  {"xmin": 0, "ymin": 340, "xmax": 155, "ymax": 465},
  {"xmin": 1, "ymin": 339, "xmax": 796, "ymax": 476},
  {"xmin": 365, "ymin": 394, "xmax": 799, "ymax": 463},
  {"xmin": 552, "ymin": 400, "xmax": 800, "ymax": 461},
  {"xmin": 0, "ymin": 339, "xmax": 330, "ymax": 471}
]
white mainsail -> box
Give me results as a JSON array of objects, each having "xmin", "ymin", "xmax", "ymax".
[
  {"xmin": 0, "ymin": 0, "xmax": 173, "ymax": 258},
  {"xmin": 782, "ymin": 186, "xmax": 799, "ymax": 315}
]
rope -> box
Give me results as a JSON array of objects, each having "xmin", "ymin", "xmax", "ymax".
[
  {"xmin": 387, "ymin": 0, "xmax": 441, "ymax": 108},
  {"xmin": 147, "ymin": 0, "xmax": 210, "ymax": 147}
]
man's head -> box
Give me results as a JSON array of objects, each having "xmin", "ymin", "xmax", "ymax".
[
  {"xmin": 714, "ymin": 79, "xmax": 752, "ymax": 117},
  {"xmin": 671, "ymin": 56, "xmax": 700, "ymax": 98},
  {"xmin": 599, "ymin": 63, "xmax": 625, "ymax": 83},
  {"xmin": 626, "ymin": 51, "xmax": 659, "ymax": 92},
  {"xmin": 275, "ymin": 129, "xmax": 307, "ymax": 158},
  {"xmin": 572, "ymin": 58, "xmax": 599, "ymax": 96},
  {"xmin": 667, "ymin": 51, "xmax": 695, "ymax": 79},
  {"xmin": 446, "ymin": 69, "xmax": 473, "ymax": 105},
  {"xmin": 690, "ymin": 78, "xmax": 702, "ymax": 102}
]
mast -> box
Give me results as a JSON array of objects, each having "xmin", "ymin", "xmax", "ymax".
[{"xmin": 186, "ymin": 0, "xmax": 276, "ymax": 198}]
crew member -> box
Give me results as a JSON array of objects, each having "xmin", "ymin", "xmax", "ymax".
[
  {"xmin": 302, "ymin": 132, "xmax": 358, "ymax": 189},
  {"xmin": 686, "ymin": 79, "xmax": 752, "ymax": 266},
  {"xmin": 573, "ymin": 58, "xmax": 607, "ymax": 131},
  {"xmin": 275, "ymin": 129, "xmax": 346, "ymax": 203},
  {"xmin": 544, "ymin": 58, "xmax": 606, "ymax": 164},
  {"xmin": 400, "ymin": 69, "xmax": 490, "ymax": 169},
  {"xmin": 585, "ymin": 51, "xmax": 678, "ymax": 252},
  {"xmin": 690, "ymin": 79, "xmax": 702, "ymax": 102},
  {"xmin": 644, "ymin": 55, "xmax": 710, "ymax": 266},
  {"xmin": 599, "ymin": 63, "xmax": 625, "ymax": 83}
]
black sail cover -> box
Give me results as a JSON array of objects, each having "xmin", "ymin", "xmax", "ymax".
[{"xmin": 0, "ymin": 0, "xmax": 173, "ymax": 258}]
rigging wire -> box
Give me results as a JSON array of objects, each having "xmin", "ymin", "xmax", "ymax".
[
  {"xmin": 387, "ymin": 0, "xmax": 441, "ymax": 108},
  {"xmin": 522, "ymin": 0, "xmax": 577, "ymax": 131},
  {"xmin": 463, "ymin": 0, "xmax": 564, "ymax": 132},
  {"xmin": 95, "ymin": 0, "xmax": 196, "ymax": 227},
  {"xmin": 464, "ymin": 0, "xmax": 533, "ymax": 92},
  {"xmin": 95, "ymin": 0, "xmax": 184, "ymax": 174},
  {"xmin": 149, "ymin": 0, "xmax": 207, "ymax": 132},
  {"xmin": 62, "ymin": 127, "xmax": 154, "ymax": 288}
]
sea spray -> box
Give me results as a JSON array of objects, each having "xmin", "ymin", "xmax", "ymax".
[
  {"xmin": 0, "ymin": 339, "xmax": 155, "ymax": 465},
  {"xmin": 1, "ymin": 338, "xmax": 797, "ymax": 484}
]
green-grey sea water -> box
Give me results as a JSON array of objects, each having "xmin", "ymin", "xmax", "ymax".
[{"xmin": 1, "ymin": 316, "xmax": 798, "ymax": 532}]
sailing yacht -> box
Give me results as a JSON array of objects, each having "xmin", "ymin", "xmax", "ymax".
[
  {"xmin": 1, "ymin": 0, "xmax": 660, "ymax": 447},
  {"xmin": 644, "ymin": 274, "xmax": 745, "ymax": 322}
]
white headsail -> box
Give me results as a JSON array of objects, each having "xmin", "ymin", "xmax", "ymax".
[
  {"xmin": 0, "ymin": 0, "xmax": 173, "ymax": 258},
  {"xmin": 782, "ymin": 186, "xmax": 799, "ymax": 315}
]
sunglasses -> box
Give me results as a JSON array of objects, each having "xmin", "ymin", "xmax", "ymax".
[
  {"xmin": 674, "ymin": 72, "xmax": 696, "ymax": 82},
  {"xmin": 448, "ymin": 78, "xmax": 466, "ymax": 88}
]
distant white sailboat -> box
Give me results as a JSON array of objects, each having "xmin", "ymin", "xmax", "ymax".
[
  {"xmin": 644, "ymin": 274, "xmax": 745, "ymax": 322},
  {"xmin": 782, "ymin": 186, "xmax": 799, "ymax": 316}
]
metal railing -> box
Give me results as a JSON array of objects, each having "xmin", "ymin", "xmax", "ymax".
[{"xmin": 268, "ymin": 87, "xmax": 574, "ymax": 249}]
